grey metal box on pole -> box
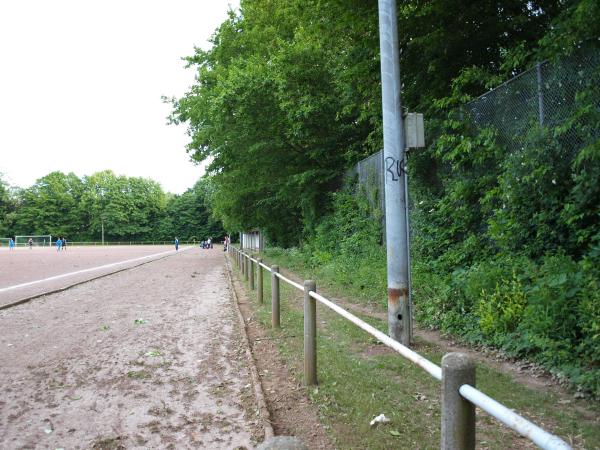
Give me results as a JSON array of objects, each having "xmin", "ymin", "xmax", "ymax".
[{"xmin": 404, "ymin": 113, "xmax": 425, "ymax": 150}]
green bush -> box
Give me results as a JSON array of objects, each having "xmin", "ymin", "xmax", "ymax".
[
  {"xmin": 478, "ymin": 272, "xmax": 527, "ymax": 338},
  {"xmin": 412, "ymin": 250, "xmax": 600, "ymax": 396},
  {"xmin": 264, "ymin": 92, "xmax": 600, "ymax": 395}
]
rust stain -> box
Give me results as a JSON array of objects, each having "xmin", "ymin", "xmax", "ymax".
[{"xmin": 388, "ymin": 287, "xmax": 408, "ymax": 306}]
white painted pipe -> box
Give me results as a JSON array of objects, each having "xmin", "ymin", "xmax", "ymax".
[
  {"xmin": 275, "ymin": 272, "xmax": 304, "ymax": 291},
  {"xmin": 459, "ymin": 385, "xmax": 572, "ymax": 450},
  {"xmin": 309, "ymin": 291, "xmax": 442, "ymax": 380}
]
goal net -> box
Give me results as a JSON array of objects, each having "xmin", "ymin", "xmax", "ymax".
[
  {"xmin": 15, "ymin": 235, "xmax": 52, "ymax": 247},
  {"xmin": 0, "ymin": 238, "xmax": 11, "ymax": 247}
]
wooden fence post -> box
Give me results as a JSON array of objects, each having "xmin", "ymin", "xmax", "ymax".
[
  {"xmin": 257, "ymin": 258, "xmax": 264, "ymax": 303},
  {"xmin": 250, "ymin": 256, "xmax": 255, "ymax": 290},
  {"xmin": 304, "ymin": 280, "xmax": 317, "ymax": 386},
  {"xmin": 271, "ymin": 266, "xmax": 280, "ymax": 328}
]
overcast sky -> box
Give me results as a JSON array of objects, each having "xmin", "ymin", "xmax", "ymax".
[{"xmin": 0, "ymin": 0, "xmax": 238, "ymax": 194}]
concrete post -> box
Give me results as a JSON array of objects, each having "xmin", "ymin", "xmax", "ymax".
[
  {"xmin": 257, "ymin": 258, "xmax": 264, "ymax": 304},
  {"xmin": 239, "ymin": 251, "xmax": 243, "ymax": 273},
  {"xmin": 441, "ymin": 353, "xmax": 476, "ymax": 450},
  {"xmin": 271, "ymin": 265, "xmax": 280, "ymax": 328},
  {"xmin": 250, "ymin": 256, "xmax": 255, "ymax": 290},
  {"xmin": 304, "ymin": 280, "xmax": 317, "ymax": 386}
]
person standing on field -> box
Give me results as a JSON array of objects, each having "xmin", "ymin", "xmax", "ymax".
[
  {"xmin": 62, "ymin": 237, "xmax": 67, "ymax": 251},
  {"xmin": 174, "ymin": 237, "xmax": 179, "ymax": 251},
  {"xmin": 28, "ymin": 238, "xmax": 33, "ymax": 249},
  {"xmin": 56, "ymin": 237, "xmax": 62, "ymax": 251},
  {"xmin": 8, "ymin": 238, "xmax": 15, "ymax": 250}
]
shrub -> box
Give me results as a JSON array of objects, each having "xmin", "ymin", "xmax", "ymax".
[{"xmin": 478, "ymin": 272, "xmax": 527, "ymax": 338}]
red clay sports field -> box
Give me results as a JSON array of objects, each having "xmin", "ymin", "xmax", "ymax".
[{"xmin": 0, "ymin": 245, "xmax": 187, "ymax": 309}]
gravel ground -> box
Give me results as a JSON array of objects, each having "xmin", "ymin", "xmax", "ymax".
[
  {"xmin": 0, "ymin": 247, "xmax": 262, "ymax": 449},
  {"xmin": 0, "ymin": 245, "xmax": 185, "ymax": 308}
]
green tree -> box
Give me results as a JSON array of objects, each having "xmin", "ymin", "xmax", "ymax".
[
  {"xmin": 170, "ymin": 0, "xmax": 379, "ymax": 245},
  {"xmin": 0, "ymin": 175, "xmax": 15, "ymax": 237},
  {"xmin": 80, "ymin": 170, "xmax": 167, "ymax": 241},
  {"xmin": 159, "ymin": 178, "xmax": 224, "ymax": 241},
  {"xmin": 13, "ymin": 171, "xmax": 85, "ymax": 239}
]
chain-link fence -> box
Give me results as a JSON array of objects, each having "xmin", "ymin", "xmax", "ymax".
[
  {"xmin": 465, "ymin": 47, "xmax": 600, "ymax": 152},
  {"xmin": 352, "ymin": 47, "xmax": 600, "ymax": 213},
  {"xmin": 350, "ymin": 150, "xmax": 385, "ymax": 212}
]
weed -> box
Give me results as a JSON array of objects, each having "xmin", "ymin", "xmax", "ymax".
[
  {"xmin": 127, "ymin": 370, "xmax": 150, "ymax": 379},
  {"xmin": 91, "ymin": 436, "xmax": 126, "ymax": 450}
]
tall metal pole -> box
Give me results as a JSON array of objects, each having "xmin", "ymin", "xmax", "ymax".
[{"xmin": 378, "ymin": 0, "xmax": 412, "ymax": 345}]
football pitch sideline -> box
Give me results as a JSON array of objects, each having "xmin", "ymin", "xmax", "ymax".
[
  {"xmin": 0, "ymin": 245, "xmax": 192, "ymax": 309},
  {"xmin": 0, "ymin": 246, "xmax": 261, "ymax": 448}
]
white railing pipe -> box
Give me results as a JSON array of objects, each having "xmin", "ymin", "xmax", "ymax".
[
  {"xmin": 275, "ymin": 272, "xmax": 304, "ymax": 292},
  {"xmin": 309, "ymin": 291, "xmax": 442, "ymax": 380},
  {"xmin": 459, "ymin": 385, "xmax": 571, "ymax": 450}
]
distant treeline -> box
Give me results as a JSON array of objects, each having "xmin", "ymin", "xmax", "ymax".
[{"xmin": 0, "ymin": 170, "xmax": 224, "ymax": 242}]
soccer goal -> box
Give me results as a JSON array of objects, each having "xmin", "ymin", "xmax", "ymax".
[
  {"xmin": 0, "ymin": 238, "xmax": 11, "ymax": 247},
  {"xmin": 15, "ymin": 235, "xmax": 52, "ymax": 247}
]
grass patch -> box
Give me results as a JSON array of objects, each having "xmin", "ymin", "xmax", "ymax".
[
  {"xmin": 234, "ymin": 253, "xmax": 600, "ymax": 449},
  {"xmin": 91, "ymin": 436, "xmax": 126, "ymax": 450},
  {"xmin": 127, "ymin": 370, "xmax": 150, "ymax": 379}
]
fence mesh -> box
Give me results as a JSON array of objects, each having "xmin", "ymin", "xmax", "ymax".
[
  {"xmin": 353, "ymin": 47, "xmax": 600, "ymax": 214},
  {"xmin": 349, "ymin": 150, "xmax": 385, "ymax": 213},
  {"xmin": 465, "ymin": 48, "xmax": 600, "ymax": 152}
]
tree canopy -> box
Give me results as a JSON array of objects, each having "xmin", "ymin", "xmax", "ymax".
[
  {"xmin": 1, "ymin": 172, "xmax": 224, "ymax": 242},
  {"xmin": 169, "ymin": 0, "xmax": 596, "ymax": 245}
]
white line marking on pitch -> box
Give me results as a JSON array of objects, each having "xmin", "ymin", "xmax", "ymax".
[{"xmin": 0, "ymin": 247, "xmax": 194, "ymax": 294}]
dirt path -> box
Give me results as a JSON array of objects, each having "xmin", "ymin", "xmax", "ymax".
[
  {"xmin": 225, "ymin": 259, "xmax": 334, "ymax": 450},
  {"xmin": 0, "ymin": 248, "xmax": 262, "ymax": 449}
]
